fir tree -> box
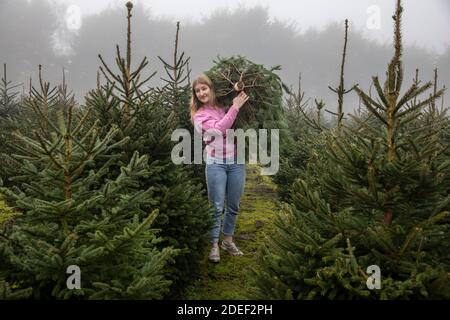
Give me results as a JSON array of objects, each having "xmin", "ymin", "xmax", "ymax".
[
  {"xmin": 0, "ymin": 64, "xmax": 20, "ymax": 118},
  {"xmin": 0, "ymin": 64, "xmax": 22, "ymax": 182},
  {"xmin": 86, "ymin": 2, "xmax": 211, "ymax": 296},
  {"xmin": 156, "ymin": 21, "xmax": 207, "ymax": 188},
  {"xmin": 0, "ymin": 194, "xmax": 32, "ymax": 299},
  {"xmin": 274, "ymin": 19, "xmax": 354, "ymax": 200},
  {"xmin": 325, "ymin": 19, "xmax": 356, "ymax": 131},
  {"xmin": 156, "ymin": 21, "xmax": 192, "ymax": 130},
  {"xmin": 274, "ymin": 74, "xmax": 323, "ymax": 201},
  {"xmin": 0, "ymin": 72, "xmax": 175, "ymax": 299},
  {"xmin": 1, "ymin": 66, "xmax": 78, "ymax": 185},
  {"xmin": 254, "ymin": 0, "xmax": 449, "ymax": 299}
]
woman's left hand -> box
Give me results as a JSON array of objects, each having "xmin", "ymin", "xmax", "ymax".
[{"xmin": 233, "ymin": 91, "xmax": 249, "ymax": 110}]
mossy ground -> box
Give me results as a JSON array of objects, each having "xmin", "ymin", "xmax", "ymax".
[{"xmin": 184, "ymin": 165, "xmax": 280, "ymax": 300}]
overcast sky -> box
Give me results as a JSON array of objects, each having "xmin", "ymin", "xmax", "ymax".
[
  {"xmin": 2, "ymin": 0, "xmax": 448, "ymax": 109},
  {"xmin": 47, "ymin": 0, "xmax": 449, "ymax": 54}
]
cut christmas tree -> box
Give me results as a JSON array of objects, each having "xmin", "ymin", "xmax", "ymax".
[{"xmin": 206, "ymin": 55, "xmax": 288, "ymax": 129}]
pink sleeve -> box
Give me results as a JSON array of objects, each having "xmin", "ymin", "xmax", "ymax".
[{"xmin": 194, "ymin": 105, "xmax": 239, "ymax": 134}]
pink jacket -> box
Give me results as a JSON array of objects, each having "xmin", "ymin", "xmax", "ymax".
[{"xmin": 193, "ymin": 104, "xmax": 239, "ymax": 159}]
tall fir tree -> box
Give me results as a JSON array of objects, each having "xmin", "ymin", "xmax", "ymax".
[
  {"xmin": 86, "ymin": 2, "xmax": 211, "ymax": 297},
  {"xmin": 156, "ymin": 21, "xmax": 192, "ymax": 130},
  {"xmin": 325, "ymin": 19, "xmax": 356, "ymax": 131},
  {"xmin": 0, "ymin": 64, "xmax": 20, "ymax": 118},
  {"xmin": 155, "ymin": 21, "xmax": 206, "ymax": 188},
  {"xmin": 253, "ymin": 0, "xmax": 449, "ymax": 299},
  {"xmin": 274, "ymin": 19, "xmax": 356, "ymax": 202}
]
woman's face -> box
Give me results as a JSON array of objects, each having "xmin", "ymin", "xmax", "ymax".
[{"xmin": 194, "ymin": 83, "xmax": 212, "ymax": 105}]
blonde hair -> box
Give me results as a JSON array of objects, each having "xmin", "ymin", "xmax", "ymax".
[{"xmin": 190, "ymin": 74, "xmax": 219, "ymax": 122}]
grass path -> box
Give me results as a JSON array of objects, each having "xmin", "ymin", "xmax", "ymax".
[{"xmin": 184, "ymin": 165, "xmax": 279, "ymax": 300}]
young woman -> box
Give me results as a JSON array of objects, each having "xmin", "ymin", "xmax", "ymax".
[{"xmin": 191, "ymin": 74, "xmax": 249, "ymax": 263}]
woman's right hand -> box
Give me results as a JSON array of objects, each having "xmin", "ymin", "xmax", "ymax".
[{"xmin": 233, "ymin": 91, "xmax": 249, "ymax": 110}]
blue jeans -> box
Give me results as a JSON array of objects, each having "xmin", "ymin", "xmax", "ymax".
[{"xmin": 205, "ymin": 156, "xmax": 246, "ymax": 244}]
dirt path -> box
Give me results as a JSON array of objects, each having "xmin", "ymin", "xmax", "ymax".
[{"xmin": 184, "ymin": 165, "xmax": 279, "ymax": 299}]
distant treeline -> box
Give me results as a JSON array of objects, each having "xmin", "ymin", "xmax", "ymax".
[{"xmin": 0, "ymin": 0, "xmax": 448, "ymax": 111}]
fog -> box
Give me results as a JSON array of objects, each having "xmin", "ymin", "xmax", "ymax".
[{"xmin": 1, "ymin": 0, "xmax": 448, "ymax": 113}]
